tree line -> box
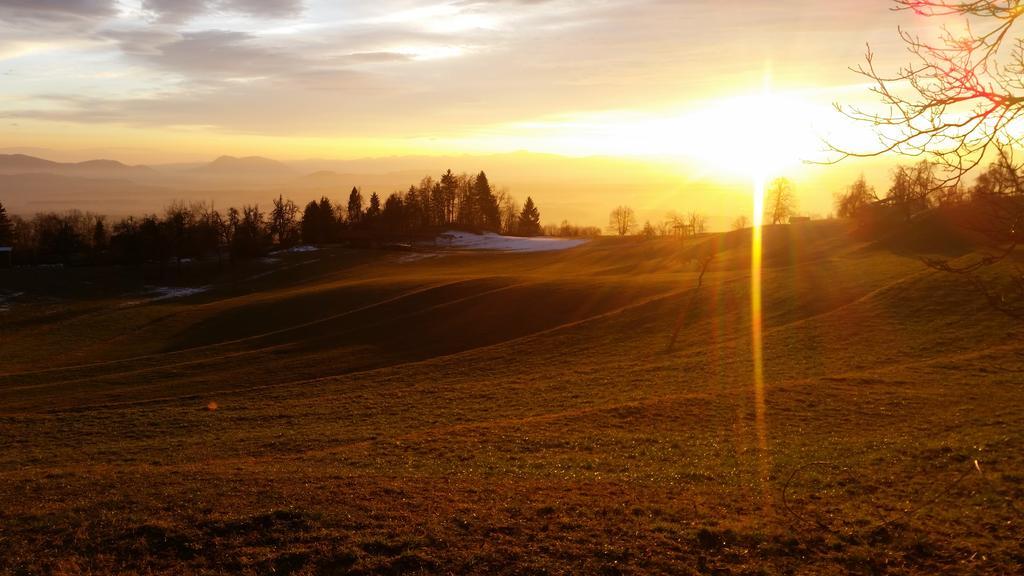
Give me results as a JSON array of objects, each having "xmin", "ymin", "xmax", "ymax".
[
  {"xmin": 0, "ymin": 170, "xmax": 574, "ymax": 267},
  {"xmin": 831, "ymin": 159, "xmax": 1012, "ymax": 223}
]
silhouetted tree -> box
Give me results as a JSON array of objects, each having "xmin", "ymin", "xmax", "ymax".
[
  {"xmin": 765, "ymin": 178, "xmax": 797, "ymax": 225},
  {"xmin": 301, "ymin": 201, "xmax": 319, "ymax": 244},
  {"xmin": 518, "ymin": 196, "xmax": 541, "ymax": 236},
  {"xmin": 319, "ymin": 196, "xmax": 337, "ymax": 240},
  {"xmin": 92, "ymin": 218, "xmax": 107, "ymax": 252},
  {"xmin": 367, "ymin": 192, "xmax": 381, "ymax": 219},
  {"xmin": 382, "ymin": 192, "xmax": 406, "ymax": 235},
  {"xmin": 34, "ymin": 212, "xmax": 86, "ymax": 264},
  {"xmin": 886, "ymin": 162, "xmax": 934, "ymax": 222},
  {"xmin": 687, "ymin": 211, "xmax": 708, "ymax": 234},
  {"xmin": 5, "ymin": 171, "xmax": 536, "ymax": 266},
  {"xmin": 497, "ymin": 187, "xmax": 519, "ymax": 235},
  {"xmin": 835, "ymin": 175, "xmax": 876, "ymax": 219},
  {"xmin": 830, "ymin": 0, "xmax": 1024, "ymax": 317},
  {"xmin": 231, "ymin": 204, "xmax": 269, "ymax": 258},
  {"xmin": 227, "ymin": 207, "xmax": 240, "ymax": 245},
  {"xmin": 473, "ymin": 172, "xmax": 501, "ymax": 231},
  {"xmin": 609, "ymin": 206, "xmax": 637, "ymax": 236},
  {"xmin": 0, "ymin": 202, "xmax": 12, "ymax": 246},
  {"xmin": 732, "ymin": 215, "xmax": 749, "ymax": 230},
  {"xmin": 641, "ymin": 221, "xmax": 657, "ymax": 239},
  {"xmin": 270, "ymin": 195, "xmax": 299, "ymax": 246},
  {"xmin": 548, "ymin": 220, "xmax": 602, "ymax": 238},
  {"xmin": 347, "ymin": 187, "xmax": 364, "ymax": 225},
  {"xmin": 439, "ymin": 169, "xmax": 459, "ymax": 225}
]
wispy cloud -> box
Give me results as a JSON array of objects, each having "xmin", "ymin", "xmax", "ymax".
[
  {"xmin": 140, "ymin": 0, "xmax": 304, "ymax": 24},
  {"xmin": 0, "ymin": 0, "xmax": 911, "ymax": 145}
]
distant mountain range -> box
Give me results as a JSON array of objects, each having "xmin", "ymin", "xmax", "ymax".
[
  {"xmin": 0, "ymin": 154, "xmax": 157, "ymax": 180},
  {"xmin": 0, "ymin": 150, "xmax": 852, "ymax": 227},
  {"xmin": 188, "ymin": 155, "xmax": 296, "ymax": 178}
]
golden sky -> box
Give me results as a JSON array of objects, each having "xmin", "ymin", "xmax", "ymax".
[
  {"xmin": 0, "ymin": 1, "xmax": 921, "ymax": 159},
  {"xmin": 0, "ymin": 1, "xmax": 949, "ymax": 223}
]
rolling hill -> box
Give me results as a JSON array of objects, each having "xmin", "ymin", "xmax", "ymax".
[
  {"xmin": 0, "ymin": 154, "xmax": 157, "ymax": 179},
  {"xmin": 0, "ymin": 222, "xmax": 1020, "ymax": 574}
]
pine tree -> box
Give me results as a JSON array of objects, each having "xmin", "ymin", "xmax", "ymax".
[
  {"xmin": 518, "ymin": 196, "xmax": 541, "ymax": 236},
  {"xmin": 439, "ymin": 169, "xmax": 458, "ymax": 225},
  {"xmin": 367, "ymin": 192, "xmax": 381, "ymax": 219},
  {"xmin": 301, "ymin": 201, "xmax": 320, "ymax": 244},
  {"xmin": 474, "ymin": 171, "xmax": 500, "ymax": 231},
  {"xmin": 317, "ymin": 196, "xmax": 335, "ymax": 241},
  {"xmin": 347, "ymin": 187, "xmax": 364, "ymax": 224},
  {"xmin": 92, "ymin": 218, "xmax": 107, "ymax": 250},
  {"xmin": 0, "ymin": 201, "xmax": 12, "ymax": 246}
]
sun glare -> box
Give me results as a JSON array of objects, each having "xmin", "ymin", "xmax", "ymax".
[{"xmin": 680, "ymin": 89, "xmax": 817, "ymax": 179}]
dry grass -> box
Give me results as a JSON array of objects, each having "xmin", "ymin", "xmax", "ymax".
[{"xmin": 1, "ymin": 222, "xmax": 1022, "ymax": 575}]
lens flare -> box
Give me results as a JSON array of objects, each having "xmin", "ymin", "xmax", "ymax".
[
  {"xmin": 751, "ymin": 174, "xmax": 771, "ymax": 511},
  {"xmin": 750, "ymin": 71, "xmax": 773, "ymax": 514}
]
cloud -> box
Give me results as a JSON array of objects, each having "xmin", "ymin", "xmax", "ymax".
[
  {"xmin": 1, "ymin": 0, "xmax": 908, "ymax": 144},
  {"xmin": 140, "ymin": 0, "xmax": 304, "ymax": 24},
  {"xmin": 0, "ymin": 0, "xmax": 116, "ymax": 22},
  {"xmin": 107, "ymin": 29, "xmax": 300, "ymax": 79}
]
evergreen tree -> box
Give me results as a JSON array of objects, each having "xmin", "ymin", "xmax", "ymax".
[
  {"xmin": 301, "ymin": 201, "xmax": 320, "ymax": 244},
  {"xmin": 367, "ymin": 192, "xmax": 381, "ymax": 219},
  {"xmin": 347, "ymin": 187, "xmax": 364, "ymax": 224},
  {"xmin": 382, "ymin": 192, "xmax": 405, "ymax": 234},
  {"xmin": 0, "ymin": 201, "xmax": 12, "ymax": 246},
  {"xmin": 474, "ymin": 171, "xmax": 500, "ymax": 231},
  {"xmin": 92, "ymin": 218, "xmax": 108, "ymax": 251},
  {"xmin": 439, "ymin": 169, "xmax": 458, "ymax": 225},
  {"xmin": 317, "ymin": 196, "xmax": 336, "ymax": 241},
  {"xmin": 518, "ymin": 196, "xmax": 541, "ymax": 236}
]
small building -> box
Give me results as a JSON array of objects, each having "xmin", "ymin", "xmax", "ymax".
[
  {"xmin": 672, "ymin": 222, "xmax": 695, "ymax": 237},
  {"xmin": 0, "ymin": 247, "xmax": 11, "ymax": 268},
  {"xmin": 789, "ymin": 216, "xmax": 811, "ymax": 225}
]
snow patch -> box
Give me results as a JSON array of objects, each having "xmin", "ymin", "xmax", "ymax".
[
  {"xmin": 0, "ymin": 291, "xmax": 25, "ymax": 312},
  {"xmin": 144, "ymin": 286, "xmax": 210, "ymax": 301},
  {"xmin": 270, "ymin": 245, "xmax": 318, "ymax": 255},
  {"xmin": 436, "ymin": 231, "xmax": 587, "ymax": 252}
]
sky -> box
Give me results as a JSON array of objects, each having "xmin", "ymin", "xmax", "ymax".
[
  {"xmin": 0, "ymin": 1, "xmax": 920, "ymax": 162},
  {"xmin": 0, "ymin": 0, "xmax": 952, "ymax": 225}
]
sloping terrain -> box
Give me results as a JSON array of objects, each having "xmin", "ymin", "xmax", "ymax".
[{"xmin": 1, "ymin": 221, "xmax": 1022, "ymax": 575}]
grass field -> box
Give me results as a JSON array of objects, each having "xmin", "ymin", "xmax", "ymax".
[{"xmin": 1, "ymin": 221, "xmax": 1022, "ymax": 575}]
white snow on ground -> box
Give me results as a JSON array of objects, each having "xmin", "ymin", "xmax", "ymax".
[
  {"xmin": 144, "ymin": 286, "xmax": 210, "ymax": 301},
  {"xmin": 436, "ymin": 231, "xmax": 587, "ymax": 252},
  {"xmin": 0, "ymin": 291, "xmax": 25, "ymax": 312},
  {"xmin": 269, "ymin": 245, "xmax": 318, "ymax": 255}
]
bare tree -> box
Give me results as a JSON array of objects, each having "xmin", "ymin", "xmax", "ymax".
[
  {"xmin": 830, "ymin": 0, "xmax": 1024, "ymax": 317},
  {"xmin": 667, "ymin": 251, "xmax": 716, "ymax": 351},
  {"xmin": 886, "ymin": 161, "xmax": 937, "ymax": 222},
  {"xmin": 732, "ymin": 215, "xmax": 750, "ymax": 230},
  {"xmin": 835, "ymin": 175, "xmax": 877, "ymax": 219},
  {"xmin": 687, "ymin": 211, "xmax": 708, "ymax": 234},
  {"xmin": 829, "ymin": 1, "xmax": 1024, "ymax": 187},
  {"xmin": 765, "ymin": 178, "xmax": 798, "ymax": 225},
  {"xmin": 609, "ymin": 206, "xmax": 637, "ymax": 236}
]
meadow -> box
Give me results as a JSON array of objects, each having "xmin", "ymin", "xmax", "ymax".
[{"xmin": 1, "ymin": 221, "xmax": 1021, "ymax": 575}]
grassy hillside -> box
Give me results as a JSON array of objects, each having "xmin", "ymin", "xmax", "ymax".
[{"xmin": 1, "ymin": 221, "xmax": 1022, "ymax": 575}]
